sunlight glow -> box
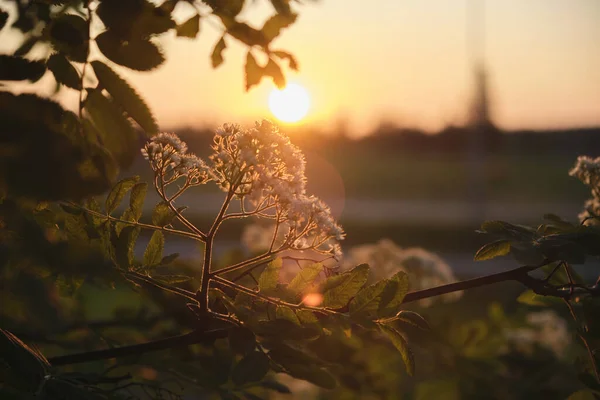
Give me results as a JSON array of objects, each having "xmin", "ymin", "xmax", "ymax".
[{"xmin": 268, "ymin": 83, "xmax": 310, "ymax": 123}]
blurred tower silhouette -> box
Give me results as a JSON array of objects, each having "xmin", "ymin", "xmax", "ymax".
[{"xmin": 466, "ymin": 0, "xmax": 494, "ymax": 222}]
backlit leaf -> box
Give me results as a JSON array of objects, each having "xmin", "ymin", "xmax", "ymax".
[
  {"xmin": 116, "ymin": 225, "xmax": 140, "ymax": 269},
  {"xmin": 474, "ymin": 239, "xmax": 511, "ymax": 261},
  {"xmin": 378, "ymin": 324, "xmax": 414, "ymax": 376},
  {"xmin": 349, "ymin": 279, "xmax": 387, "ymax": 318},
  {"xmin": 152, "ymin": 201, "xmax": 176, "ymax": 226},
  {"xmin": 176, "ymin": 14, "xmax": 200, "ymax": 38},
  {"xmin": 276, "ymin": 306, "xmax": 300, "ymax": 325},
  {"xmin": 143, "ymin": 231, "xmax": 164, "ymax": 267},
  {"xmin": 320, "ymin": 263, "xmax": 369, "ymax": 308},
  {"xmin": 211, "ymin": 36, "xmax": 227, "ymax": 68},
  {"xmin": 47, "ymin": 53, "xmax": 81, "ymax": 89},
  {"xmin": 258, "ymin": 258, "xmax": 282, "ymax": 292},
  {"xmin": 129, "ymin": 182, "xmax": 147, "ymax": 221},
  {"xmin": 0, "ymin": 55, "xmax": 46, "ymax": 82},
  {"xmin": 244, "ymin": 52, "xmax": 263, "ymax": 91},
  {"xmin": 288, "ymin": 263, "xmax": 323, "ymax": 296},
  {"xmin": 378, "ymin": 270, "xmax": 409, "ymax": 317},
  {"xmin": 91, "ymin": 61, "xmax": 158, "ymax": 134},
  {"xmin": 105, "ymin": 176, "xmax": 139, "ymax": 214},
  {"xmin": 96, "ymin": 30, "xmax": 165, "ymax": 71}
]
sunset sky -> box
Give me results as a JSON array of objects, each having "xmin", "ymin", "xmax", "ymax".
[
  {"xmin": 119, "ymin": 0, "xmax": 599, "ymax": 136},
  {"xmin": 3, "ymin": 0, "xmax": 600, "ymax": 136}
]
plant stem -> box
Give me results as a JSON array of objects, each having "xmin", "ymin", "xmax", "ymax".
[{"xmin": 48, "ymin": 329, "xmax": 228, "ymax": 366}]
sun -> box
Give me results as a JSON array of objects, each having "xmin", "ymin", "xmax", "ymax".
[{"xmin": 268, "ymin": 83, "xmax": 310, "ymax": 123}]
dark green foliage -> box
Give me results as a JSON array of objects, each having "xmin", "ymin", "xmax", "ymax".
[
  {"xmin": 152, "ymin": 201, "xmax": 176, "ymax": 226},
  {"xmin": 0, "ymin": 55, "xmax": 46, "ymax": 82},
  {"xmin": 211, "ymin": 36, "xmax": 227, "ymax": 68},
  {"xmin": 96, "ymin": 30, "xmax": 165, "ymax": 71},
  {"xmin": 231, "ymin": 351, "xmax": 270, "ymax": 385},
  {"xmin": 320, "ymin": 263, "xmax": 369, "ymax": 308},
  {"xmin": 91, "ymin": 61, "xmax": 158, "ymax": 134},
  {"xmin": 84, "ymin": 89, "xmax": 139, "ymax": 168},
  {"xmin": 378, "ymin": 324, "xmax": 415, "ymax": 376},
  {"xmin": 474, "ymin": 239, "xmax": 511, "ymax": 261},
  {"xmin": 47, "ymin": 14, "xmax": 89, "ymax": 62},
  {"xmin": 105, "ymin": 176, "xmax": 140, "ymax": 214},
  {"xmin": 0, "ymin": 92, "xmax": 113, "ymax": 200},
  {"xmin": 143, "ymin": 231, "xmax": 164, "ymax": 267},
  {"xmin": 47, "ymin": 53, "xmax": 81, "ymax": 89},
  {"xmin": 176, "ymin": 14, "xmax": 200, "ymax": 38},
  {"xmin": 257, "ymin": 258, "xmax": 281, "ymax": 292}
]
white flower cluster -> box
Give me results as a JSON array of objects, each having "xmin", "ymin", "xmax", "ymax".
[
  {"xmin": 142, "ymin": 121, "xmax": 344, "ymax": 258},
  {"xmin": 210, "ymin": 120, "xmax": 344, "ymax": 253},
  {"xmin": 342, "ymin": 239, "xmax": 462, "ymax": 307},
  {"xmin": 504, "ymin": 310, "xmax": 571, "ymax": 359},
  {"xmin": 142, "ymin": 132, "xmax": 213, "ymax": 186},
  {"xmin": 569, "ymin": 156, "xmax": 600, "ymax": 224}
]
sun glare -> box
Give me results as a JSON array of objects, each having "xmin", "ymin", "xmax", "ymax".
[{"xmin": 268, "ymin": 83, "xmax": 310, "ymax": 123}]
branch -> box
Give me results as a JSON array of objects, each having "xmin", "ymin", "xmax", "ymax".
[{"xmin": 49, "ymin": 329, "xmax": 228, "ymax": 366}]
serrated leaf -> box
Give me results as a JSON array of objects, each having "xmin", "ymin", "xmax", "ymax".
[
  {"xmin": 211, "ymin": 36, "xmax": 226, "ymax": 68},
  {"xmin": 232, "ymin": 351, "xmax": 270, "ymax": 386},
  {"xmin": 349, "ymin": 279, "xmax": 387, "ymax": 318},
  {"xmin": 48, "ymin": 14, "xmax": 89, "ymax": 62},
  {"xmin": 394, "ymin": 310, "xmax": 430, "ymax": 331},
  {"xmin": 97, "ymin": 0, "xmax": 175, "ymax": 39},
  {"xmin": 474, "ymin": 239, "xmax": 511, "ymax": 261},
  {"xmin": 320, "ymin": 264, "xmax": 369, "ymax": 308},
  {"xmin": 84, "ymin": 89, "xmax": 139, "ymax": 167},
  {"xmin": 129, "ymin": 182, "xmax": 147, "ymax": 221},
  {"xmin": 264, "ymin": 58, "xmax": 285, "ymax": 88},
  {"xmin": 296, "ymin": 309, "xmax": 318, "ymax": 324},
  {"xmin": 245, "ymin": 52, "xmax": 263, "ymax": 91},
  {"xmin": 91, "ymin": 61, "xmax": 158, "ymax": 135},
  {"xmin": 177, "ymin": 14, "xmax": 200, "ymax": 38},
  {"xmin": 47, "ymin": 53, "xmax": 81, "ymax": 89},
  {"xmin": 258, "ymin": 258, "xmax": 282, "ymax": 292},
  {"xmin": 143, "ymin": 231, "xmax": 164, "ymax": 267},
  {"xmin": 262, "ymin": 12, "xmax": 297, "ymax": 42},
  {"xmin": 152, "ymin": 201, "xmax": 176, "ymax": 226},
  {"xmin": 105, "ymin": 176, "xmax": 139, "ymax": 214},
  {"xmin": 287, "ymin": 263, "xmax": 323, "ymax": 296},
  {"xmin": 228, "ymin": 327, "xmax": 256, "ymax": 355},
  {"xmin": 516, "ymin": 289, "xmax": 563, "ymax": 306},
  {"xmin": 378, "ymin": 270, "xmax": 409, "ymax": 317},
  {"xmin": 378, "ymin": 324, "xmax": 414, "ymax": 376},
  {"xmin": 0, "ymin": 55, "xmax": 46, "ymax": 82},
  {"xmin": 116, "ymin": 225, "xmax": 140, "ymax": 269},
  {"xmin": 276, "ymin": 306, "xmax": 300, "ymax": 325},
  {"xmin": 160, "ymin": 253, "xmax": 179, "ymax": 264},
  {"xmin": 272, "ymin": 50, "xmax": 298, "ymax": 70},
  {"xmin": 96, "ymin": 30, "xmax": 165, "ymax": 71}
]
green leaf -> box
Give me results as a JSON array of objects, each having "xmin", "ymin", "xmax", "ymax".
[
  {"xmin": 287, "ymin": 263, "xmax": 323, "ymax": 296},
  {"xmin": 211, "ymin": 36, "xmax": 227, "ymax": 68},
  {"xmin": 378, "ymin": 271, "xmax": 409, "ymax": 317},
  {"xmin": 0, "ymin": 55, "xmax": 46, "ymax": 82},
  {"xmin": 567, "ymin": 390, "xmax": 597, "ymax": 400},
  {"xmin": 105, "ymin": 176, "xmax": 139, "ymax": 214},
  {"xmin": 378, "ymin": 324, "xmax": 414, "ymax": 376},
  {"xmin": 474, "ymin": 239, "xmax": 511, "ymax": 261},
  {"xmin": 231, "ymin": 351, "xmax": 270, "ymax": 386},
  {"xmin": 276, "ymin": 306, "xmax": 300, "ymax": 325},
  {"xmin": 245, "ymin": 52, "xmax": 263, "ymax": 91},
  {"xmin": 143, "ymin": 231, "xmax": 164, "ymax": 267},
  {"xmin": 262, "ymin": 12, "xmax": 297, "ymax": 42},
  {"xmin": 264, "ymin": 58, "xmax": 285, "ymax": 89},
  {"xmin": 260, "ymin": 380, "xmax": 291, "ymax": 394},
  {"xmin": 296, "ymin": 309, "xmax": 318, "ymax": 324},
  {"xmin": 393, "ymin": 310, "xmax": 430, "ymax": 331},
  {"xmin": 91, "ymin": 61, "xmax": 158, "ymax": 135},
  {"xmin": 96, "ymin": 30, "xmax": 165, "ymax": 71},
  {"xmin": 47, "ymin": 53, "xmax": 81, "ymax": 89},
  {"xmin": 84, "ymin": 89, "xmax": 139, "ymax": 167},
  {"xmin": 272, "ymin": 50, "xmax": 298, "ymax": 71},
  {"xmin": 177, "ymin": 14, "xmax": 200, "ymax": 38},
  {"xmin": 320, "ymin": 264, "xmax": 369, "ymax": 308},
  {"xmin": 258, "ymin": 258, "xmax": 282, "ymax": 292},
  {"xmin": 349, "ymin": 279, "xmax": 387, "ymax": 318},
  {"xmin": 152, "ymin": 201, "xmax": 176, "ymax": 226},
  {"xmin": 479, "ymin": 220, "xmax": 536, "ymax": 241},
  {"xmin": 129, "ymin": 182, "xmax": 147, "ymax": 221},
  {"xmin": 116, "ymin": 225, "xmax": 140, "ymax": 269},
  {"xmin": 228, "ymin": 327, "xmax": 256, "ymax": 355},
  {"xmin": 47, "ymin": 14, "xmax": 89, "ymax": 62},
  {"xmin": 516, "ymin": 289, "xmax": 563, "ymax": 306},
  {"xmin": 161, "ymin": 253, "xmax": 179, "ymax": 264}
]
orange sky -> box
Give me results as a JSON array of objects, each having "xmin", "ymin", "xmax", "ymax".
[{"xmin": 2, "ymin": 0, "xmax": 600, "ymax": 136}]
